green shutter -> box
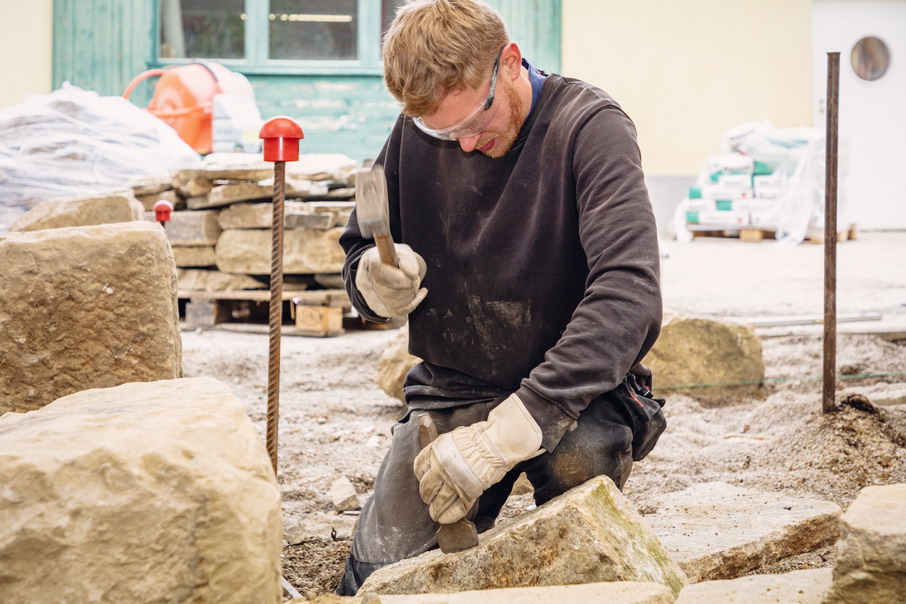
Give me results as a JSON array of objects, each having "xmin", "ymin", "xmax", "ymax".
[
  {"xmin": 487, "ymin": 0, "xmax": 562, "ymax": 73},
  {"xmin": 53, "ymin": 0, "xmax": 155, "ymax": 99}
]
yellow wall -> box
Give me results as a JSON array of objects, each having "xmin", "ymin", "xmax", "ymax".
[
  {"xmin": 0, "ymin": 0, "xmax": 53, "ymax": 108},
  {"xmin": 562, "ymin": 0, "xmax": 813, "ymax": 175}
]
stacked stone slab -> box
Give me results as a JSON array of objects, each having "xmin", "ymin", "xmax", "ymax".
[
  {"xmin": 0, "ymin": 222, "xmax": 182, "ymax": 414},
  {"xmin": 162, "ymin": 152, "xmax": 357, "ymax": 289},
  {"xmin": 0, "ymin": 377, "xmax": 282, "ymax": 603}
]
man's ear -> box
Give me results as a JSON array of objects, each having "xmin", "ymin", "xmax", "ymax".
[{"xmin": 501, "ymin": 42, "xmax": 523, "ymax": 80}]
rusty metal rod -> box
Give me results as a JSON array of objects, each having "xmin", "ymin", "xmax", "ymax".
[
  {"xmin": 267, "ymin": 161, "xmax": 286, "ymax": 471},
  {"xmin": 823, "ymin": 52, "xmax": 840, "ymax": 414}
]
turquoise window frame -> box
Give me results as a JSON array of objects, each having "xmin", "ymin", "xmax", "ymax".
[{"xmin": 152, "ymin": 0, "xmax": 384, "ymax": 75}]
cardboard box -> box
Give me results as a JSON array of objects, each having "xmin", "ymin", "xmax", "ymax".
[
  {"xmin": 686, "ymin": 210, "xmax": 749, "ymax": 226},
  {"xmin": 702, "ymin": 184, "xmax": 753, "ymax": 200}
]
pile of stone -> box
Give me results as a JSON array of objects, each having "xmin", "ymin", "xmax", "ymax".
[{"xmin": 138, "ymin": 152, "xmax": 359, "ymax": 293}]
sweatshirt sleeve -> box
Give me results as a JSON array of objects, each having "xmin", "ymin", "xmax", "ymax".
[
  {"xmin": 515, "ymin": 106, "xmax": 663, "ymax": 452},
  {"xmin": 339, "ymin": 116, "xmax": 404, "ymax": 323}
]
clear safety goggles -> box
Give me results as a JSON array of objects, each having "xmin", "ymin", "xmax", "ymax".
[{"xmin": 412, "ymin": 47, "xmax": 504, "ymax": 141}]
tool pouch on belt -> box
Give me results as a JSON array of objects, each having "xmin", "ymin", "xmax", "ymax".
[{"xmin": 603, "ymin": 372, "xmax": 667, "ymax": 462}]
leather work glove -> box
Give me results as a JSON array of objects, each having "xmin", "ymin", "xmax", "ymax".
[
  {"xmin": 413, "ymin": 394, "xmax": 543, "ymax": 524},
  {"xmin": 355, "ymin": 244, "xmax": 427, "ymax": 318}
]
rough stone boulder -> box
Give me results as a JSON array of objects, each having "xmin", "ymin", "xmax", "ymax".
[
  {"xmin": 376, "ymin": 323, "xmax": 421, "ymax": 403},
  {"xmin": 378, "ymin": 581, "xmax": 675, "ymax": 603},
  {"xmin": 215, "ymin": 227, "xmax": 346, "ymax": 274},
  {"xmin": 825, "ymin": 483, "xmax": 906, "ymax": 604},
  {"xmin": 675, "ymin": 568, "xmax": 832, "ymax": 603},
  {"xmin": 643, "ymin": 317, "xmax": 763, "ymax": 397},
  {"xmin": 642, "ymin": 482, "xmax": 841, "ymax": 583},
  {"xmin": 0, "ymin": 377, "xmax": 283, "ymax": 603},
  {"xmin": 0, "ymin": 222, "xmax": 182, "ymax": 414},
  {"xmin": 359, "ymin": 476, "xmax": 688, "ymax": 597},
  {"xmin": 9, "ymin": 191, "xmax": 144, "ymax": 232}
]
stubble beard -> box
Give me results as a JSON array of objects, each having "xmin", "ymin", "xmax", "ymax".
[{"xmin": 477, "ymin": 80, "xmax": 526, "ymax": 159}]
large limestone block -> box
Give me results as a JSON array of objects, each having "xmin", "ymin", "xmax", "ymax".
[
  {"xmin": 9, "ymin": 191, "xmax": 143, "ymax": 232},
  {"xmin": 188, "ymin": 183, "xmax": 273, "ymax": 209},
  {"xmin": 825, "ymin": 483, "xmax": 906, "ymax": 604},
  {"xmin": 0, "ymin": 377, "xmax": 282, "ymax": 603},
  {"xmin": 643, "ymin": 317, "xmax": 764, "ymax": 396},
  {"xmin": 144, "ymin": 209, "xmax": 221, "ymax": 245},
  {"xmin": 0, "ymin": 222, "xmax": 182, "ymax": 414},
  {"xmin": 215, "ymin": 227, "xmax": 345, "ymax": 274},
  {"xmin": 172, "ymin": 244, "xmax": 216, "ymax": 267},
  {"xmin": 379, "ymin": 581, "xmax": 675, "ymax": 604},
  {"xmin": 359, "ymin": 476, "xmax": 688, "ymax": 597},
  {"xmin": 177, "ymin": 268, "xmax": 265, "ymax": 291},
  {"xmin": 642, "ymin": 482, "xmax": 841, "ymax": 583},
  {"xmin": 675, "ymin": 568, "xmax": 832, "ymax": 603},
  {"xmin": 377, "ymin": 324, "xmax": 421, "ymax": 402}
]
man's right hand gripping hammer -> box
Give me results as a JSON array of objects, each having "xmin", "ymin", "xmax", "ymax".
[{"xmin": 355, "ymin": 244, "xmax": 427, "ymax": 319}]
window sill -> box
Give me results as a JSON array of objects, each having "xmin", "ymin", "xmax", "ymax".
[{"xmin": 151, "ymin": 58, "xmax": 384, "ymax": 77}]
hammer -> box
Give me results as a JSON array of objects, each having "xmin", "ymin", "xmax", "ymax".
[
  {"xmin": 355, "ymin": 164, "xmax": 398, "ymax": 267},
  {"xmin": 417, "ymin": 414, "xmax": 480, "ymax": 553}
]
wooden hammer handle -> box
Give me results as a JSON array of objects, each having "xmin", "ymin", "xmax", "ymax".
[{"xmin": 374, "ymin": 233, "xmax": 398, "ymax": 267}]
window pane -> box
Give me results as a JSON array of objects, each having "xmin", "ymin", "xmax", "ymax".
[
  {"xmin": 269, "ymin": 0, "xmax": 357, "ymax": 60},
  {"xmin": 159, "ymin": 0, "xmax": 245, "ymax": 59},
  {"xmin": 381, "ymin": 0, "xmax": 408, "ymax": 37}
]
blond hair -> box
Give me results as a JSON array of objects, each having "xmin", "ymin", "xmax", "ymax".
[{"xmin": 382, "ymin": 0, "xmax": 509, "ymax": 116}]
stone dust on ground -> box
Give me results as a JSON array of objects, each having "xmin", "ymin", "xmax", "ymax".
[{"xmin": 180, "ymin": 328, "xmax": 906, "ymax": 594}]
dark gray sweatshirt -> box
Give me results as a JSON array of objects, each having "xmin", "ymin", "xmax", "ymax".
[{"xmin": 341, "ymin": 74, "xmax": 662, "ymax": 451}]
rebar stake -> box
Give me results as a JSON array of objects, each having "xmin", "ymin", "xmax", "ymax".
[
  {"xmin": 259, "ymin": 117, "xmax": 305, "ymax": 473},
  {"xmin": 823, "ymin": 52, "xmax": 840, "ymax": 414}
]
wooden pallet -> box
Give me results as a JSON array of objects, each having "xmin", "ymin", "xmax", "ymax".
[
  {"xmin": 689, "ymin": 224, "xmax": 858, "ymax": 243},
  {"xmin": 179, "ymin": 288, "xmax": 352, "ymax": 337}
]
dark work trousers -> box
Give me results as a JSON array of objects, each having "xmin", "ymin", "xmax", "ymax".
[{"xmin": 336, "ymin": 392, "xmax": 658, "ymax": 595}]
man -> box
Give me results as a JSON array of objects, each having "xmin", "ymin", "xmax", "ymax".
[{"xmin": 338, "ymin": 0, "xmax": 665, "ymax": 594}]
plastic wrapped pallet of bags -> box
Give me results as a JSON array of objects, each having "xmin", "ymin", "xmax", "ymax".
[{"xmin": 0, "ymin": 85, "xmax": 200, "ymax": 213}]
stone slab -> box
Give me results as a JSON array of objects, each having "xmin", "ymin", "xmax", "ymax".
[
  {"xmin": 359, "ymin": 476, "xmax": 688, "ymax": 597},
  {"xmin": 188, "ymin": 183, "xmax": 273, "ymax": 210},
  {"xmin": 0, "ymin": 377, "xmax": 282, "ymax": 603},
  {"xmin": 378, "ymin": 581, "xmax": 675, "ymax": 604},
  {"xmin": 643, "ymin": 317, "xmax": 764, "ymax": 401},
  {"xmin": 218, "ymin": 201, "xmax": 320, "ymax": 229},
  {"xmin": 177, "ymin": 268, "xmax": 265, "ymax": 291},
  {"xmin": 825, "ymin": 483, "xmax": 906, "ymax": 604},
  {"xmin": 676, "ymin": 568, "xmax": 833, "ymax": 603},
  {"xmin": 0, "ymin": 222, "xmax": 182, "ymax": 414},
  {"xmin": 9, "ymin": 191, "xmax": 144, "ymax": 232},
  {"xmin": 642, "ymin": 482, "xmax": 841, "ymax": 583},
  {"xmin": 144, "ymin": 209, "xmax": 222, "ymax": 245},
  {"xmin": 215, "ymin": 227, "xmax": 345, "ymax": 275},
  {"xmin": 172, "ymin": 245, "xmax": 216, "ymax": 267}
]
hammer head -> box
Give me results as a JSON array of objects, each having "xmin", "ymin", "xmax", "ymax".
[{"xmin": 355, "ymin": 164, "xmax": 390, "ymax": 240}]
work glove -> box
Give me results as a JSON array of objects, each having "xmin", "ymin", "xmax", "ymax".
[
  {"xmin": 414, "ymin": 394, "xmax": 543, "ymax": 524},
  {"xmin": 355, "ymin": 244, "xmax": 427, "ymax": 319}
]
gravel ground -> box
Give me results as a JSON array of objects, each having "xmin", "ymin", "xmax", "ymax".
[{"xmin": 178, "ymin": 232, "xmax": 906, "ymax": 595}]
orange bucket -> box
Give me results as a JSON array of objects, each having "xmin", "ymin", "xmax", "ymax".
[{"xmin": 123, "ymin": 62, "xmax": 255, "ymax": 154}]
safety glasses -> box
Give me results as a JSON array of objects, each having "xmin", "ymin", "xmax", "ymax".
[{"xmin": 412, "ymin": 46, "xmax": 505, "ymax": 141}]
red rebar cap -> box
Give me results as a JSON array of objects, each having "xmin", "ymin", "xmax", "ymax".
[
  {"xmin": 153, "ymin": 200, "xmax": 174, "ymax": 222},
  {"xmin": 259, "ymin": 116, "xmax": 304, "ymax": 162}
]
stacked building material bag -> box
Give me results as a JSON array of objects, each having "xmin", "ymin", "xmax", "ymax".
[
  {"xmin": 144, "ymin": 152, "xmax": 358, "ymax": 292},
  {"xmin": 675, "ymin": 121, "xmax": 830, "ymax": 244}
]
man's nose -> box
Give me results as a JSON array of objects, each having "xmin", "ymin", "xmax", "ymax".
[{"xmin": 458, "ymin": 133, "xmax": 481, "ymax": 153}]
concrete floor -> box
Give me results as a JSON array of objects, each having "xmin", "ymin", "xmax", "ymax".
[{"xmin": 659, "ymin": 231, "xmax": 906, "ymax": 338}]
